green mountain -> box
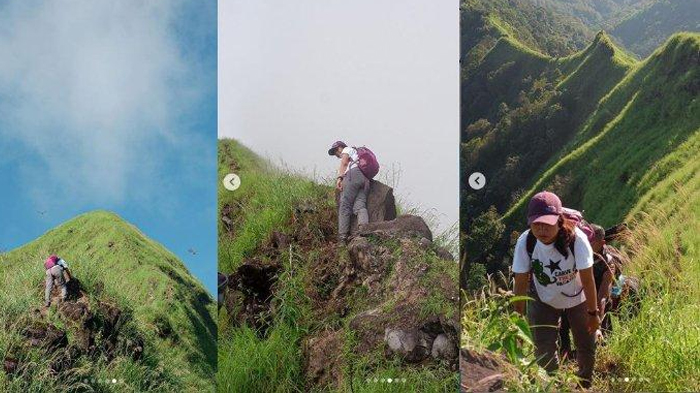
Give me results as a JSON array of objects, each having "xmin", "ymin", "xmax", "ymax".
[
  {"xmin": 461, "ymin": 32, "xmax": 636, "ymax": 275},
  {"xmin": 529, "ymin": 0, "xmax": 654, "ymax": 29},
  {"xmin": 0, "ymin": 211, "xmax": 216, "ymax": 391},
  {"xmin": 612, "ymin": 0, "xmax": 700, "ymax": 57},
  {"xmin": 460, "ymin": 0, "xmax": 594, "ymax": 77},
  {"xmin": 461, "ymin": 26, "xmax": 700, "ymax": 391},
  {"xmin": 218, "ymin": 139, "xmax": 459, "ymax": 392}
]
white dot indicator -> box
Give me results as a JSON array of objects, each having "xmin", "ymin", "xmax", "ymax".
[{"xmin": 387, "ymin": 378, "xmax": 393, "ymax": 383}]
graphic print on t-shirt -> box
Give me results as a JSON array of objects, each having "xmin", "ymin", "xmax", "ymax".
[{"xmin": 532, "ymin": 258, "xmax": 577, "ymax": 287}]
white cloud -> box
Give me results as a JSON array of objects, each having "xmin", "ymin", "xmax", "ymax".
[{"xmin": 0, "ymin": 0, "xmax": 208, "ymax": 208}]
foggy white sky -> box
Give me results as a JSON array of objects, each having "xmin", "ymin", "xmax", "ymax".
[{"xmin": 219, "ymin": 0, "xmax": 458, "ymax": 235}]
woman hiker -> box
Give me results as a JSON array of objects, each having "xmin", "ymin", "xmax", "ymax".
[
  {"xmin": 44, "ymin": 255, "xmax": 73, "ymax": 307},
  {"xmin": 327, "ymin": 141, "xmax": 369, "ymax": 245},
  {"xmin": 511, "ymin": 191, "xmax": 600, "ymax": 389}
]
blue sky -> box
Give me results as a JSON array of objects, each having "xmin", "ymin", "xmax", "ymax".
[{"xmin": 0, "ymin": 0, "xmax": 217, "ymax": 294}]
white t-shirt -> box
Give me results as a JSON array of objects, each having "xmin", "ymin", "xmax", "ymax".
[
  {"xmin": 341, "ymin": 146, "xmax": 359, "ymax": 174},
  {"xmin": 512, "ymin": 227, "xmax": 594, "ymax": 309}
]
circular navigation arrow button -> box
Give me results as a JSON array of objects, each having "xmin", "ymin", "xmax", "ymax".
[{"xmin": 223, "ymin": 173, "xmax": 241, "ymax": 191}]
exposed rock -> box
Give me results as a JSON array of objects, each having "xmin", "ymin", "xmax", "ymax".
[
  {"xmin": 460, "ymin": 348, "xmax": 509, "ymax": 393},
  {"xmin": 271, "ymin": 231, "xmax": 290, "ymax": 249},
  {"xmin": 384, "ymin": 328, "xmax": 431, "ymax": 363},
  {"xmin": 418, "ymin": 237, "xmax": 431, "ymax": 249},
  {"xmin": 431, "ymin": 334, "xmax": 458, "ymax": 360},
  {"xmin": 358, "ymin": 215, "xmax": 433, "ymax": 241},
  {"xmin": 304, "ymin": 330, "xmax": 344, "ymax": 388},
  {"xmin": 22, "ymin": 322, "xmax": 68, "ymax": 350},
  {"xmin": 221, "ymin": 203, "xmax": 235, "ymax": 233},
  {"xmin": 335, "ymin": 180, "xmax": 397, "ymax": 235},
  {"xmin": 3, "ymin": 356, "xmax": 19, "ymax": 376},
  {"xmin": 59, "ymin": 301, "xmax": 89, "ymax": 322},
  {"xmin": 223, "ymin": 260, "xmax": 282, "ymax": 333},
  {"xmin": 435, "ymin": 247, "xmax": 455, "ymax": 262},
  {"xmin": 49, "ymin": 346, "xmax": 81, "ymax": 374}
]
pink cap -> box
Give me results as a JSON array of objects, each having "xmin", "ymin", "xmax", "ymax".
[{"xmin": 527, "ymin": 191, "xmax": 562, "ymax": 226}]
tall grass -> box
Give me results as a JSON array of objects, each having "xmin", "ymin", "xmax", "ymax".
[
  {"xmin": 595, "ymin": 199, "xmax": 700, "ymax": 391},
  {"xmin": 461, "ymin": 279, "xmax": 580, "ymax": 392}
]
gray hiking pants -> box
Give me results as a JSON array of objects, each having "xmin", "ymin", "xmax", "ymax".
[
  {"xmin": 338, "ymin": 167, "xmax": 369, "ymax": 240},
  {"xmin": 528, "ymin": 287, "xmax": 596, "ymax": 385},
  {"xmin": 45, "ymin": 265, "xmax": 67, "ymax": 306}
]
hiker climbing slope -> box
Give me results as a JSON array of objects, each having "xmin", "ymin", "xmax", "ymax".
[
  {"xmin": 511, "ymin": 191, "xmax": 600, "ymax": 389},
  {"xmin": 327, "ymin": 141, "xmax": 379, "ymax": 244},
  {"xmin": 44, "ymin": 255, "xmax": 72, "ymax": 307}
]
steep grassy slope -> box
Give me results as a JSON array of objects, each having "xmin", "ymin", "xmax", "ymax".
[
  {"xmin": 612, "ymin": 0, "xmax": 700, "ymax": 57},
  {"xmin": 462, "ymin": 33, "xmax": 700, "ymax": 392},
  {"xmin": 0, "ymin": 211, "xmax": 216, "ymax": 391},
  {"xmin": 505, "ymin": 33, "xmax": 699, "ymax": 226},
  {"xmin": 218, "ymin": 139, "xmax": 459, "ymax": 392}
]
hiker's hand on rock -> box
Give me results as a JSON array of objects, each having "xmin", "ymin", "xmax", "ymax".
[{"xmin": 587, "ymin": 314, "xmax": 601, "ymax": 334}]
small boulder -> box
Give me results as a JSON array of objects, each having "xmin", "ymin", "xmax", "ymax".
[
  {"xmin": 430, "ymin": 334, "xmax": 457, "ymax": 360},
  {"xmin": 384, "ymin": 328, "xmax": 431, "ymax": 363},
  {"xmin": 358, "ymin": 215, "xmax": 433, "ymax": 241}
]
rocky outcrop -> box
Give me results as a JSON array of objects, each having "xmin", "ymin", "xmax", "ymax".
[
  {"xmin": 460, "ymin": 348, "xmax": 511, "ymax": 393},
  {"xmin": 303, "ymin": 216, "xmax": 459, "ymax": 388},
  {"xmin": 4, "ymin": 279, "xmax": 145, "ymax": 378},
  {"xmin": 335, "ymin": 179, "xmax": 397, "ymax": 234},
  {"xmin": 358, "ymin": 214, "xmax": 433, "ymax": 241}
]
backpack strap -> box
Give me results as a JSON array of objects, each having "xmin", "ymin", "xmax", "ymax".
[
  {"xmin": 569, "ymin": 237, "xmax": 576, "ymax": 258},
  {"xmin": 526, "ymin": 230, "xmax": 537, "ymax": 258},
  {"xmin": 527, "ymin": 230, "xmax": 576, "ymax": 258}
]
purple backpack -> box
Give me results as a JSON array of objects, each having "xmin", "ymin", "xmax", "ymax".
[
  {"xmin": 353, "ymin": 146, "xmax": 379, "ymax": 179},
  {"xmin": 44, "ymin": 255, "xmax": 58, "ymax": 270},
  {"xmin": 561, "ymin": 207, "xmax": 595, "ymax": 243}
]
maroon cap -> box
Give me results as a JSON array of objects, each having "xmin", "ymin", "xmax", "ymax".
[
  {"xmin": 327, "ymin": 141, "xmax": 347, "ymax": 156},
  {"xmin": 527, "ymin": 191, "xmax": 562, "ymax": 226}
]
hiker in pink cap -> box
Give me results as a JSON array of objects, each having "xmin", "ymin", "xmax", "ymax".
[
  {"xmin": 44, "ymin": 255, "xmax": 72, "ymax": 307},
  {"xmin": 511, "ymin": 191, "xmax": 600, "ymax": 389},
  {"xmin": 327, "ymin": 141, "xmax": 379, "ymax": 245}
]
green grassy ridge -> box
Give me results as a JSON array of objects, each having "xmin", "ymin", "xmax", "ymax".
[
  {"xmin": 459, "ymin": 31, "xmax": 635, "ymax": 238},
  {"xmin": 504, "ymin": 32, "xmax": 700, "ymax": 226},
  {"xmin": 459, "ymin": 0, "xmax": 595, "ymax": 82},
  {"xmin": 218, "ymin": 139, "xmax": 459, "ymax": 392},
  {"xmin": 460, "ymin": 0, "xmax": 593, "ymax": 59},
  {"xmin": 0, "ymin": 211, "xmax": 216, "ymax": 392},
  {"xmin": 612, "ymin": 0, "xmax": 700, "ymax": 57},
  {"xmin": 463, "ymin": 30, "xmax": 634, "ymax": 127}
]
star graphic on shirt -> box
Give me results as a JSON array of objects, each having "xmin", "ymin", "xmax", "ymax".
[{"xmin": 545, "ymin": 259, "xmax": 562, "ymax": 274}]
